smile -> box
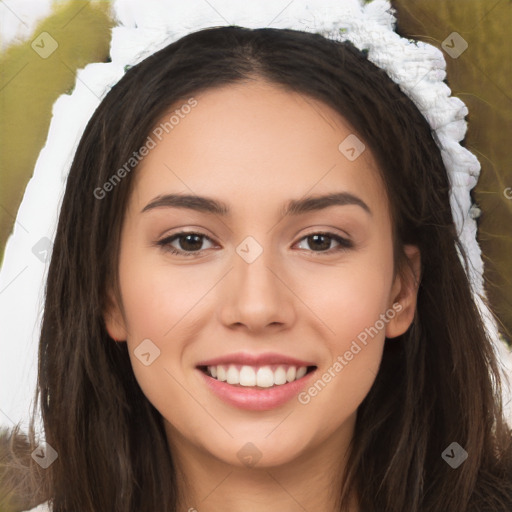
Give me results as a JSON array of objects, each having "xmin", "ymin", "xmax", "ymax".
[
  {"xmin": 196, "ymin": 363, "xmax": 317, "ymax": 411},
  {"xmin": 199, "ymin": 364, "xmax": 315, "ymax": 388}
]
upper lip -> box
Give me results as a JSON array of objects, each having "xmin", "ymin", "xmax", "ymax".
[{"xmin": 196, "ymin": 351, "xmax": 316, "ymax": 368}]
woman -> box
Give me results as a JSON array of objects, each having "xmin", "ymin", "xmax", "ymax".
[{"xmin": 17, "ymin": 25, "xmax": 512, "ymax": 511}]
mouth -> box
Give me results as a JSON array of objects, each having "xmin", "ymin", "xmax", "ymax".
[{"xmin": 197, "ymin": 364, "xmax": 317, "ymax": 389}]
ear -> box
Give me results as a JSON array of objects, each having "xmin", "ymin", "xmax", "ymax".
[
  {"xmin": 385, "ymin": 245, "xmax": 421, "ymax": 339},
  {"xmin": 103, "ymin": 288, "xmax": 128, "ymax": 342}
]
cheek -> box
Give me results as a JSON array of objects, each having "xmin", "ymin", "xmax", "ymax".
[
  {"xmin": 302, "ymin": 251, "xmax": 394, "ymax": 348},
  {"xmin": 295, "ymin": 245, "xmax": 393, "ymax": 411},
  {"xmin": 116, "ymin": 245, "xmax": 219, "ymax": 399},
  {"xmin": 297, "ymin": 279, "xmax": 389, "ymax": 436},
  {"xmin": 117, "ymin": 258, "xmax": 198, "ymax": 418},
  {"xmin": 118, "ymin": 245, "xmax": 206, "ymax": 341}
]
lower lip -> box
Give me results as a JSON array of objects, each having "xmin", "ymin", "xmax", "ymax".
[{"xmin": 197, "ymin": 368, "xmax": 317, "ymax": 411}]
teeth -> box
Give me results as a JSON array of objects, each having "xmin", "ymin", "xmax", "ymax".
[
  {"xmin": 239, "ymin": 365, "xmax": 256, "ymax": 386},
  {"xmin": 217, "ymin": 366, "xmax": 227, "ymax": 382},
  {"xmin": 296, "ymin": 367, "xmax": 307, "ymax": 379},
  {"xmin": 206, "ymin": 364, "xmax": 310, "ymax": 387},
  {"xmin": 256, "ymin": 367, "xmax": 274, "ymax": 388},
  {"xmin": 226, "ymin": 366, "xmax": 239, "ymax": 384},
  {"xmin": 274, "ymin": 366, "xmax": 287, "ymax": 385}
]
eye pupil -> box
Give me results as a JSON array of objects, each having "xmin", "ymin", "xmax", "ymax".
[
  {"xmin": 180, "ymin": 234, "xmax": 203, "ymax": 251},
  {"xmin": 308, "ymin": 234, "xmax": 331, "ymax": 251}
]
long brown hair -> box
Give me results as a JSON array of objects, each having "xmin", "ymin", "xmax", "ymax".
[{"xmin": 24, "ymin": 26, "xmax": 512, "ymax": 511}]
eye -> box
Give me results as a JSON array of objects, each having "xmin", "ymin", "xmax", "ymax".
[
  {"xmin": 157, "ymin": 231, "xmax": 216, "ymax": 257},
  {"xmin": 294, "ymin": 232, "xmax": 353, "ymax": 254}
]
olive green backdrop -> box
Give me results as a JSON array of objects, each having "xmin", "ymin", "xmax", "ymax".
[{"xmin": 0, "ymin": 0, "xmax": 510, "ymax": 343}]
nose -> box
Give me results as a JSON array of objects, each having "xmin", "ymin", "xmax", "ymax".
[{"xmin": 218, "ymin": 240, "xmax": 296, "ymax": 333}]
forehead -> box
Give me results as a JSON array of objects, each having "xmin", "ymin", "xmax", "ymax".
[{"xmin": 129, "ymin": 80, "xmax": 387, "ymax": 220}]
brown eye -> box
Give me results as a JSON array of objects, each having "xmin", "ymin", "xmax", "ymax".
[
  {"xmin": 157, "ymin": 232, "xmax": 215, "ymax": 256},
  {"xmin": 295, "ymin": 232, "xmax": 353, "ymax": 253}
]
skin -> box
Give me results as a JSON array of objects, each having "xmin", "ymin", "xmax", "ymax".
[{"xmin": 104, "ymin": 79, "xmax": 421, "ymax": 512}]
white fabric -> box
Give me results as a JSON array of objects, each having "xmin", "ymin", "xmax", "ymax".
[{"xmin": 23, "ymin": 503, "xmax": 50, "ymax": 512}]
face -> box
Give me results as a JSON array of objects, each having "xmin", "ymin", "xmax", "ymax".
[{"xmin": 104, "ymin": 80, "xmax": 420, "ymax": 471}]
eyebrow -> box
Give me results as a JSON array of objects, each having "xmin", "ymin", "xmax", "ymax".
[{"xmin": 141, "ymin": 191, "xmax": 372, "ymax": 217}]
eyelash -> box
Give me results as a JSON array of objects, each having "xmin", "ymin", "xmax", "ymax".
[{"xmin": 156, "ymin": 230, "xmax": 353, "ymax": 257}]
